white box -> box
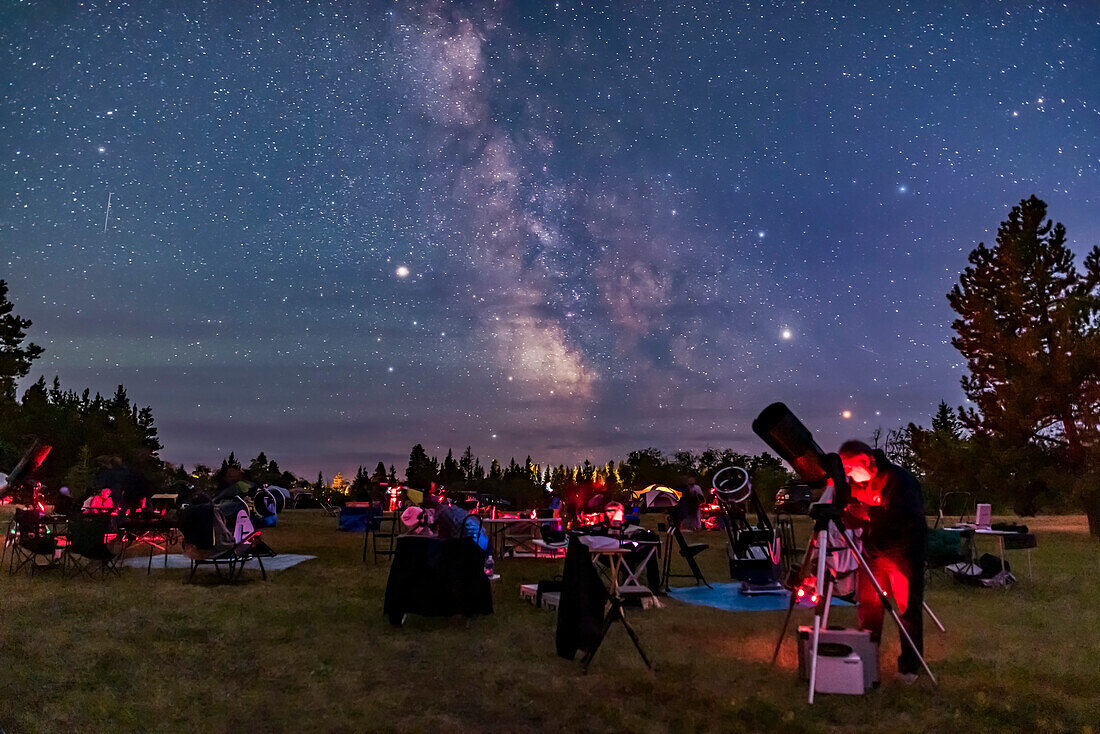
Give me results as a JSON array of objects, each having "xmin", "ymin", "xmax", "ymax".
[
  {"xmin": 798, "ymin": 626, "xmax": 879, "ymax": 690},
  {"xmin": 813, "ymin": 652, "xmax": 865, "ymax": 695}
]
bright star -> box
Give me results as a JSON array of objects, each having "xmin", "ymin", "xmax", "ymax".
[
  {"xmin": 841, "ymin": 410, "xmax": 852, "ymax": 419},
  {"xmin": 395, "ymin": 266, "xmax": 410, "ymax": 278}
]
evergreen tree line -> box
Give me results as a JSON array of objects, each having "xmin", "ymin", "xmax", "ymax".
[
  {"xmin": 328, "ymin": 443, "xmax": 792, "ymax": 511},
  {"xmin": 0, "ymin": 279, "xmax": 168, "ymax": 500}
]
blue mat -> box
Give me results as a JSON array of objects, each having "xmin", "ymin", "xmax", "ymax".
[{"xmin": 668, "ymin": 582, "xmax": 850, "ymax": 612}]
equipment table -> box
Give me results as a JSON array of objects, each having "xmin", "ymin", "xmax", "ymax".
[
  {"xmin": 946, "ymin": 525, "xmax": 1037, "ymax": 581},
  {"xmin": 481, "ymin": 516, "xmax": 542, "ymax": 559}
]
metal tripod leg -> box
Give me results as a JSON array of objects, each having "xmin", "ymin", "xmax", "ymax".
[
  {"xmin": 835, "ymin": 528, "xmax": 938, "ymax": 686},
  {"xmin": 807, "ymin": 526, "xmax": 831, "ymax": 704},
  {"xmin": 924, "ymin": 601, "xmax": 945, "ymax": 632},
  {"xmin": 771, "ymin": 527, "xmax": 821, "ymax": 665}
]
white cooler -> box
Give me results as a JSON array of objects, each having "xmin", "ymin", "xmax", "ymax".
[{"xmin": 798, "ymin": 626, "xmax": 878, "ymax": 694}]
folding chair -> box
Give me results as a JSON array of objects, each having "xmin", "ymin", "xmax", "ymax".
[
  {"xmin": 370, "ymin": 507, "xmax": 400, "ymax": 564},
  {"xmin": 179, "ymin": 501, "xmax": 270, "ymax": 582},
  {"xmin": 317, "ymin": 495, "xmax": 341, "ymax": 518},
  {"xmin": 926, "ymin": 526, "xmax": 974, "ymax": 580},
  {"xmin": 659, "ymin": 519, "xmax": 711, "ymax": 590},
  {"xmin": 503, "ymin": 521, "xmax": 541, "ymax": 557},
  {"xmin": 935, "ymin": 491, "xmax": 974, "ymax": 528},
  {"xmin": 8, "ymin": 508, "xmax": 61, "ymax": 576},
  {"xmin": 64, "ymin": 514, "xmax": 125, "ymax": 578}
]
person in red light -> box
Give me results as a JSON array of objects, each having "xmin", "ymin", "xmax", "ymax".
[
  {"xmin": 839, "ymin": 440, "xmax": 927, "ymax": 685},
  {"xmin": 82, "ymin": 487, "xmax": 114, "ymax": 512}
]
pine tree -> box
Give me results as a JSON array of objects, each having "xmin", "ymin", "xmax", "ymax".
[
  {"xmin": 948, "ymin": 195, "xmax": 1100, "ymax": 456},
  {"xmin": 460, "ymin": 446, "xmax": 474, "ymax": 480},
  {"xmin": 948, "ymin": 196, "xmax": 1100, "ymax": 531},
  {"xmin": 0, "ymin": 280, "xmax": 44, "ymax": 401},
  {"xmin": 931, "ymin": 400, "xmax": 962, "ymax": 440},
  {"xmin": 406, "ymin": 444, "xmax": 436, "ymax": 489}
]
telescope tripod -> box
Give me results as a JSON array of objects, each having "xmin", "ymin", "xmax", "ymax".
[{"xmin": 772, "ymin": 505, "xmax": 937, "ymax": 703}]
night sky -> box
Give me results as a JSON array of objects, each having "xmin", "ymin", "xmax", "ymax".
[{"xmin": 2, "ymin": 2, "xmax": 1098, "ymax": 477}]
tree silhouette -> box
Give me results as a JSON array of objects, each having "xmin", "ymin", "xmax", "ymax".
[
  {"xmin": 949, "ymin": 195, "xmax": 1100, "ymax": 457},
  {"xmin": 0, "ymin": 280, "xmax": 44, "ymax": 401},
  {"xmin": 948, "ymin": 196, "xmax": 1100, "ymax": 529}
]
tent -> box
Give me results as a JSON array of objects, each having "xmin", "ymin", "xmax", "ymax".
[{"xmin": 630, "ymin": 485, "xmax": 681, "ymax": 509}]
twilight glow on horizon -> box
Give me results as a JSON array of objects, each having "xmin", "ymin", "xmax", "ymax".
[{"xmin": 2, "ymin": 2, "xmax": 1097, "ymax": 477}]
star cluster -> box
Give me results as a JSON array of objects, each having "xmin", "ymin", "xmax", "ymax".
[{"xmin": 2, "ymin": 1, "xmax": 1097, "ymax": 475}]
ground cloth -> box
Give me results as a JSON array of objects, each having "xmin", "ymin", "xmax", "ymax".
[
  {"xmin": 668, "ymin": 582, "xmax": 850, "ymax": 612},
  {"xmin": 121, "ymin": 553, "xmax": 316, "ymax": 571}
]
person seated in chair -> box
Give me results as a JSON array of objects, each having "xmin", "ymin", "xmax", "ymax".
[
  {"xmin": 839, "ymin": 440, "xmax": 928, "ymax": 684},
  {"xmin": 82, "ymin": 487, "xmax": 114, "ymax": 513},
  {"xmin": 434, "ymin": 499, "xmax": 495, "ymax": 577}
]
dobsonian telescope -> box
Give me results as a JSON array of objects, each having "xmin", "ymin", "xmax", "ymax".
[{"xmin": 751, "ymin": 402, "xmax": 936, "ymax": 703}]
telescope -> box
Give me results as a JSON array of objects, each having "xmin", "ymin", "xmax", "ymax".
[
  {"xmin": 751, "ymin": 402, "xmax": 850, "ymax": 508},
  {"xmin": 1, "ymin": 439, "xmax": 52, "ymax": 496}
]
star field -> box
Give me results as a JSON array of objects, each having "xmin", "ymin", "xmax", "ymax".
[{"xmin": 2, "ymin": 1, "xmax": 1098, "ymax": 476}]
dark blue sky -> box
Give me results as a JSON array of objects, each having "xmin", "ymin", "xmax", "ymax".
[{"xmin": 2, "ymin": 1, "xmax": 1097, "ymax": 477}]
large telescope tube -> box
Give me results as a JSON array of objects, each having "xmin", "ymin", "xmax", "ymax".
[
  {"xmin": 751, "ymin": 403, "xmax": 828, "ymax": 486},
  {"xmin": 751, "ymin": 403, "xmax": 851, "ymax": 507}
]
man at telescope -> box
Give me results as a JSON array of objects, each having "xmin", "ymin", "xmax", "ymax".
[{"xmin": 838, "ymin": 440, "xmax": 927, "ymax": 684}]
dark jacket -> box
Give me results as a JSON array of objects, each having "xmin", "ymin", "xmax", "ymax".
[{"xmin": 848, "ymin": 450, "xmax": 927, "ymax": 557}]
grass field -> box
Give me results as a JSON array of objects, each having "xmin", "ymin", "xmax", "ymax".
[{"xmin": 1, "ymin": 509, "xmax": 1098, "ymax": 733}]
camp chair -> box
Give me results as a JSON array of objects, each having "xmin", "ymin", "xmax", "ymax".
[
  {"xmin": 64, "ymin": 514, "xmax": 125, "ymax": 578},
  {"xmin": 503, "ymin": 520, "xmax": 541, "ymax": 557},
  {"xmin": 8, "ymin": 508, "xmax": 61, "ymax": 576},
  {"xmin": 317, "ymin": 495, "xmax": 341, "ymax": 518},
  {"xmin": 935, "ymin": 491, "xmax": 974, "ymax": 528},
  {"xmin": 179, "ymin": 501, "xmax": 270, "ymax": 582},
  {"xmin": 926, "ymin": 527, "xmax": 974, "ymax": 580},
  {"xmin": 659, "ymin": 518, "xmax": 711, "ymax": 591},
  {"xmin": 370, "ymin": 507, "xmax": 400, "ymax": 564}
]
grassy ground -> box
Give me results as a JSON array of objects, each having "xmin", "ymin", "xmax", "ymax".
[{"xmin": 1, "ymin": 510, "xmax": 1097, "ymax": 733}]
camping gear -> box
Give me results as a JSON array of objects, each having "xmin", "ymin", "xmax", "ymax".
[
  {"xmin": 629, "ymin": 484, "xmax": 681, "ymax": 511},
  {"xmin": 382, "ymin": 535, "xmax": 493, "ymax": 626},
  {"xmin": 7, "ymin": 508, "xmax": 60, "ymax": 575},
  {"xmin": 339, "ymin": 503, "xmax": 380, "ymax": 532},
  {"xmin": 798, "ymin": 627, "xmax": 879, "ymax": 691},
  {"xmin": 64, "ymin": 514, "xmax": 125, "ymax": 578},
  {"xmin": 556, "ymin": 535, "xmax": 653, "ymax": 672},
  {"xmin": 179, "ymin": 499, "xmax": 273, "ymax": 582},
  {"xmin": 367, "ymin": 507, "xmax": 400, "ymax": 564},
  {"xmin": 659, "ymin": 504, "xmax": 711, "ymax": 591}
]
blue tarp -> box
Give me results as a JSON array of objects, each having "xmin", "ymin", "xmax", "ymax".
[{"xmin": 668, "ymin": 582, "xmax": 850, "ymax": 612}]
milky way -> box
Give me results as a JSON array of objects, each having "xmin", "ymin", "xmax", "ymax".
[{"xmin": 2, "ymin": 2, "xmax": 1097, "ymax": 476}]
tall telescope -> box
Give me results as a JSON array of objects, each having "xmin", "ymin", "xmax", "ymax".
[{"xmin": 751, "ymin": 402, "xmax": 849, "ymax": 506}]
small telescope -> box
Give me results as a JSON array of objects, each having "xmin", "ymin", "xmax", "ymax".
[{"xmin": 751, "ymin": 402, "xmax": 850, "ymax": 508}]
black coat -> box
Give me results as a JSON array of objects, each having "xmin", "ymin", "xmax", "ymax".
[
  {"xmin": 850, "ymin": 450, "xmax": 927, "ymax": 558},
  {"xmin": 555, "ymin": 537, "xmax": 609, "ymax": 660}
]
